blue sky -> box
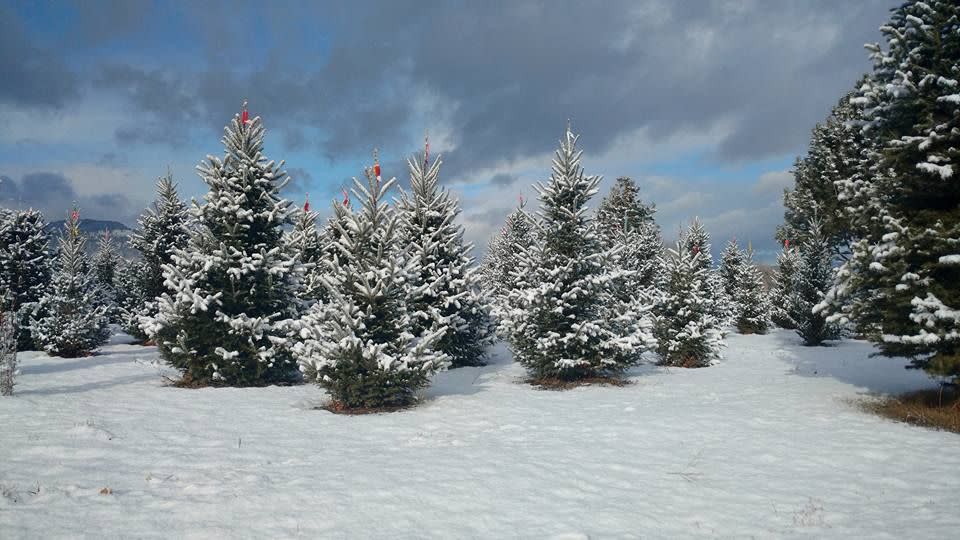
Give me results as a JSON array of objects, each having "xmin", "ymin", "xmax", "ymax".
[{"xmin": 0, "ymin": 0, "xmax": 893, "ymax": 261}]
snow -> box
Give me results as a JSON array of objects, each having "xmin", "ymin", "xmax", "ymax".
[{"xmin": 2, "ymin": 331, "xmax": 959, "ymax": 538}]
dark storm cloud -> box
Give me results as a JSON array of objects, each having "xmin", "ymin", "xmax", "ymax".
[
  {"xmin": 0, "ymin": 6, "xmax": 78, "ymax": 109},
  {"xmin": 0, "ymin": 172, "xmax": 137, "ymax": 225},
  {"xmin": 1, "ymin": 0, "xmax": 894, "ymax": 183}
]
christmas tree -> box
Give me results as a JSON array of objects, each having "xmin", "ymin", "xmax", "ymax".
[
  {"xmin": 285, "ymin": 199, "xmax": 326, "ymax": 304},
  {"xmin": 293, "ymin": 163, "xmax": 447, "ymax": 410},
  {"xmin": 114, "ymin": 258, "xmax": 150, "ymax": 338},
  {"xmin": 652, "ymin": 241, "xmax": 723, "ymax": 367},
  {"xmin": 770, "ymin": 242, "xmax": 800, "ymax": 329},
  {"xmin": 0, "ymin": 304, "xmax": 16, "ymax": 396},
  {"xmin": 92, "ymin": 231, "xmax": 121, "ymax": 323},
  {"xmin": 0, "ymin": 209, "xmax": 52, "ymax": 350},
  {"xmin": 684, "ymin": 219, "xmax": 730, "ymax": 328},
  {"xmin": 397, "ymin": 153, "xmax": 494, "ymax": 368},
  {"xmin": 790, "ymin": 216, "xmax": 840, "ymax": 345},
  {"xmin": 32, "ymin": 209, "xmax": 110, "ymax": 357},
  {"xmin": 129, "ymin": 172, "xmax": 191, "ymax": 341},
  {"xmin": 596, "ymin": 176, "xmax": 662, "ymax": 299},
  {"xmin": 733, "ymin": 246, "xmax": 770, "ymax": 335},
  {"xmin": 143, "ymin": 108, "xmax": 303, "ymax": 386},
  {"xmin": 483, "ymin": 201, "xmax": 534, "ymax": 303},
  {"xmin": 501, "ymin": 125, "xmax": 653, "ymax": 382},
  {"xmin": 820, "ymin": 0, "xmax": 960, "ymax": 380}
]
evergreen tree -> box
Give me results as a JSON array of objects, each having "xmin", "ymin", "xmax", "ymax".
[
  {"xmin": 129, "ymin": 172, "xmax": 191, "ymax": 340},
  {"xmin": 733, "ymin": 247, "xmax": 771, "ymax": 335},
  {"xmin": 790, "ymin": 217, "xmax": 840, "ymax": 345},
  {"xmin": 683, "ymin": 218, "xmax": 730, "ymax": 327},
  {"xmin": 482, "ymin": 201, "xmax": 534, "ymax": 301},
  {"xmin": 820, "ymin": 1, "xmax": 960, "ymax": 380},
  {"xmin": 285, "ymin": 202, "xmax": 326, "ymax": 304},
  {"xmin": 32, "ymin": 209, "xmax": 110, "ymax": 357},
  {"xmin": 142, "ymin": 111, "xmax": 303, "ymax": 386},
  {"xmin": 114, "ymin": 258, "xmax": 149, "ymax": 338},
  {"xmin": 500, "ymin": 125, "xmax": 653, "ymax": 381},
  {"xmin": 652, "ymin": 242, "xmax": 723, "ymax": 367},
  {"xmin": 719, "ymin": 239, "xmax": 745, "ymax": 301},
  {"xmin": 293, "ymin": 165, "xmax": 447, "ymax": 409},
  {"xmin": 596, "ymin": 176, "xmax": 662, "ymax": 297},
  {"xmin": 397, "ymin": 154, "xmax": 495, "ymax": 368},
  {"xmin": 92, "ymin": 231, "xmax": 121, "ymax": 323},
  {"xmin": 770, "ymin": 243, "xmax": 800, "ymax": 329},
  {"xmin": 0, "ymin": 209, "xmax": 52, "ymax": 350},
  {"xmin": 0, "ymin": 302, "xmax": 16, "ymax": 396}
]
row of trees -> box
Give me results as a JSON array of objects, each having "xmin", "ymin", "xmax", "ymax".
[{"xmin": 775, "ymin": 0, "xmax": 959, "ymax": 381}]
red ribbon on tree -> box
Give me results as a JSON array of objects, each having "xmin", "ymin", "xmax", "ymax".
[
  {"xmin": 342, "ymin": 188, "xmax": 350, "ymax": 207},
  {"xmin": 71, "ymin": 208, "xmax": 79, "ymax": 222},
  {"xmin": 241, "ymin": 99, "xmax": 250, "ymax": 124},
  {"xmin": 784, "ymin": 239, "xmax": 790, "ymax": 249},
  {"xmin": 424, "ymin": 129, "xmax": 430, "ymax": 168},
  {"xmin": 304, "ymin": 193, "xmax": 310, "ymax": 213}
]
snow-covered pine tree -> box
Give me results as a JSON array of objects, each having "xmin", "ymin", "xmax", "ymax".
[
  {"xmin": 32, "ymin": 209, "xmax": 110, "ymax": 357},
  {"xmin": 652, "ymin": 241, "xmax": 723, "ymax": 367},
  {"xmin": 482, "ymin": 201, "xmax": 533, "ymax": 301},
  {"xmin": 397, "ymin": 154, "xmax": 495, "ymax": 368},
  {"xmin": 501, "ymin": 125, "xmax": 653, "ymax": 382},
  {"xmin": 820, "ymin": 0, "xmax": 960, "ymax": 380},
  {"xmin": 320, "ymin": 195, "xmax": 352, "ymax": 265},
  {"xmin": 293, "ymin": 164, "xmax": 447, "ymax": 410},
  {"xmin": 92, "ymin": 231, "xmax": 121, "ymax": 323},
  {"xmin": 142, "ymin": 111, "xmax": 303, "ymax": 386},
  {"xmin": 790, "ymin": 217, "xmax": 840, "ymax": 345},
  {"xmin": 683, "ymin": 218, "xmax": 729, "ymax": 328},
  {"xmin": 285, "ymin": 201, "xmax": 326, "ymax": 304},
  {"xmin": 596, "ymin": 176, "xmax": 663, "ymax": 298},
  {"xmin": 129, "ymin": 172, "xmax": 191, "ymax": 341},
  {"xmin": 733, "ymin": 247, "xmax": 771, "ymax": 335},
  {"xmin": 719, "ymin": 239, "xmax": 745, "ymax": 302},
  {"xmin": 770, "ymin": 243, "xmax": 800, "ymax": 329},
  {"xmin": 0, "ymin": 208, "xmax": 52, "ymax": 350},
  {"xmin": 114, "ymin": 257, "xmax": 149, "ymax": 338}
]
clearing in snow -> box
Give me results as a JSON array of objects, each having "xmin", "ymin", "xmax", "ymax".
[{"xmin": 1, "ymin": 331, "xmax": 959, "ymax": 538}]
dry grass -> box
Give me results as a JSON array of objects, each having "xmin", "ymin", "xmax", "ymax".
[
  {"xmin": 528, "ymin": 375, "xmax": 632, "ymax": 390},
  {"xmin": 319, "ymin": 400, "xmax": 416, "ymax": 415},
  {"xmin": 861, "ymin": 386, "xmax": 960, "ymax": 434}
]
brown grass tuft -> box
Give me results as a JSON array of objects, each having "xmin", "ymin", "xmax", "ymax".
[
  {"xmin": 528, "ymin": 375, "xmax": 632, "ymax": 390},
  {"xmin": 320, "ymin": 400, "xmax": 416, "ymax": 415},
  {"xmin": 861, "ymin": 386, "xmax": 960, "ymax": 434}
]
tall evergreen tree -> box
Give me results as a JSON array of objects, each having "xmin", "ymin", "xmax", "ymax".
[
  {"xmin": 129, "ymin": 172, "xmax": 191, "ymax": 340},
  {"xmin": 293, "ymin": 165, "xmax": 447, "ymax": 409},
  {"xmin": 286, "ymin": 201, "xmax": 326, "ymax": 304},
  {"xmin": 32, "ymin": 209, "xmax": 110, "ymax": 357},
  {"xmin": 596, "ymin": 176, "xmax": 662, "ymax": 298},
  {"xmin": 92, "ymin": 231, "xmax": 121, "ymax": 323},
  {"xmin": 770, "ymin": 243, "xmax": 800, "ymax": 329},
  {"xmin": 820, "ymin": 0, "xmax": 960, "ymax": 380},
  {"xmin": 501, "ymin": 126, "xmax": 653, "ymax": 381},
  {"xmin": 684, "ymin": 218, "xmax": 730, "ymax": 327},
  {"xmin": 143, "ymin": 111, "xmax": 303, "ymax": 386},
  {"xmin": 652, "ymin": 242, "xmax": 723, "ymax": 367},
  {"xmin": 721, "ymin": 240, "xmax": 770, "ymax": 334},
  {"xmin": 790, "ymin": 217, "xmax": 840, "ymax": 345},
  {"xmin": 0, "ymin": 209, "xmax": 52, "ymax": 350},
  {"xmin": 114, "ymin": 258, "xmax": 149, "ymax": 338},
  {"xmin": 397, "ymin": 154, "xmax": 495, "ymax": 368},
  {"xmin": 482, "ymin": 201, "xmax": 533, "ymax": 301}
]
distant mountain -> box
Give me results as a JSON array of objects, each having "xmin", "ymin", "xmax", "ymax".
[{"xmin": 46, "ymin": 219, "xmax": 132, "ymax": 234}]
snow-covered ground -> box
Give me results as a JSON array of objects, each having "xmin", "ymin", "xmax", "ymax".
[{"xmin": 2, "ymin": 331, "xmax": 958, "ymax": 539}]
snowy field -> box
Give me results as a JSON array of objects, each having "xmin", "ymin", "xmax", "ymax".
[{"xmin": 2, "ymin": 331, "xmax": 959, "ymax": 539}]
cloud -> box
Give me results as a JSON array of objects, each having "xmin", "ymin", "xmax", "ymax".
[
  {"xmin": 0, "ymin": 6, "xmax": 79, "ymax": 109},
  {"xmin": 0, "ymin": 172, "xmax": 140, "ymax": 225}
]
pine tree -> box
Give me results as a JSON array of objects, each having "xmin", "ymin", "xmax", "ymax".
[
  {"xmin": 770, "ymin": 243, "xmax": 800, "ymax": 329},
  {"xmin": 397, "ymin": 154, "xmax": 495, "ymax": 368},
  {"xmin": 790, "ymin": 217, "xmax": 840, "ymax": 345},
  {"xmin": 114, "ymin": 258, "xmax": 149, "ymax": 338},
  {"xmin": 0, "ymin": 209, "xmax": 52, "ymax": 350},
  {"xmin": 596, "ymin": 176, "xmax": 662, "ymax": 298},
  {"xmin": 293, "ymin": 165, "xmax": 447, "ymax": 409},
  {"xmin": 286, "ymin": 202, "xmax": 326, "ymax": 304},
  {"xmin": 129, "ymin": 172, "xmax": 191, "ymax": 341},
  {"xmin": 734, "ymin": 247, "xmax": 771, "ymax": 335},
  {"xmin": 92, "ymin": 231, "xmax": 121, "ymax": 323},
  {"xmin": 683, "ymin": 218, "xmax": 730, "ymax": 327},
  {"xmin": 652, "ymin": 242, "xmax": 723, "ymax": 367},
  {"xmin": 500, "ymin": 125, "xmax": 653, "ymax": 382},
  {"xmin": 32, "ymin": 209, "xmax": 110, "ymax": 357},
  {"xmin": 482, "ymin": 201, "xmax": 534, "ymax": 301},
  {"xmin": 820, "ymin": 1, "xmax": 960, "ymax": 380},
  {"xmin": 142, "ymin": 111, "xmax": 303, "ymax": 386}
]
